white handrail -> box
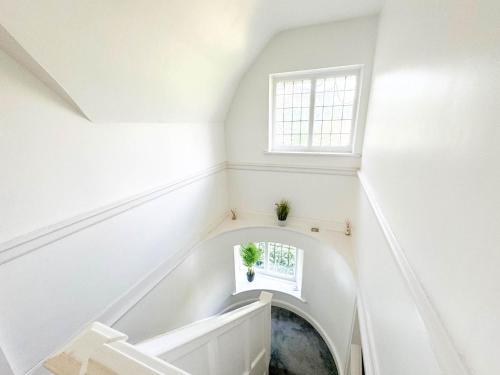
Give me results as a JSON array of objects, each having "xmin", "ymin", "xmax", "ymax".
[
  {"xmin": 136, "ymin": 291, "xmax": 273, "ymax": 375},
  {"xmin": 44, "ymin": 322, "xmax": 188, "ymax": 375},
  {"xmin": 137, "ymin": 291, "xmax": 273, "ymax": 355},
  {"xmin": 44, "ymin": 292, "xmax": 273, "ymax": 375}
]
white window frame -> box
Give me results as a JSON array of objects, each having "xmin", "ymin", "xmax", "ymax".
[
  {"xmin": 234, "ymin": 242, "xmax": 303, "ymax": 283},
  {"xmin": 268, "ymin": 65, "xmax": 363, "ymax": 154},
  {"xmin": 255, "ymin": 242, "xmax": 298, "ymax": 282}
]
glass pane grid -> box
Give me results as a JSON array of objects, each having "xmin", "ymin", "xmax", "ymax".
[
  {"xmin": 266, "ymin": 242, "xmax": 297, "ymax": 277},
  {"xmin": 253, "ymin": 242, "xmax": 265, "ymax": 269},
  {"xmin": 312, "ymin": 75, "xmax": 356, "ymax": 148},
  {"xmin": 274, "ymin": 79, "xmax": 311, "ymax": 147}
]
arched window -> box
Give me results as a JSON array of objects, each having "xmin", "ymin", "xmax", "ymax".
[{"xmin": 233, "ymin": 242, "xmax": 304, "ymax": 300}]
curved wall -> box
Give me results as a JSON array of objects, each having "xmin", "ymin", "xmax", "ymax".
[{"xmin": 116, "ymin": 226, "xmax": 356, "ymax": 375}]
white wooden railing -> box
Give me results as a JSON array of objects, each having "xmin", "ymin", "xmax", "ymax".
[{"xmin": 45, "ymin": 292, "xmax": 273, "ymax": 375}]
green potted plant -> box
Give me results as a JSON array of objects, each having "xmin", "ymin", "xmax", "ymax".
[
  {"xmin": 275, "ymin": 199, "xmax": 290, "ymax": 226},
  {"xmin": 240, "ymin": 243, "xmax": 262, "ymax": 282}
]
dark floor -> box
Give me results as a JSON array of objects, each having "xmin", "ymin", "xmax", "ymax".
[{"xmin": 269, "ymin": 306, "xmax": 338, "ymax": 375}]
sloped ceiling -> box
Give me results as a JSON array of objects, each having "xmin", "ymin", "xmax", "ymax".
[{"xmin": 0, "ymin": 0, "xmax": 382, "ymax": 123}]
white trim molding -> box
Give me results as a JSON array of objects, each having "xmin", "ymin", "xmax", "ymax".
[
  {"xmin": 0, "ymin": 160, "xmax": 357, "ymax": 266},
  {"xmin": 227, "ymin": 161, "xmax": 358, "ymax": 176},
  {"xmin": 355, "ymin": 292, "xmax": 380, "ymax": 375},
  {"xmin": 26, "ymin": 211, "xmax": 229, "ymax": 375},
  {"xmin": 357, "ymin": 171, "xmax": 470, "ymax": 375},
  {"xmin": 264, "ymin": 150, "xmax": 361, "ymax": 157},
  {"xmin": 0, "ymin": 162, "xmax": 226, "ymax": 266}
]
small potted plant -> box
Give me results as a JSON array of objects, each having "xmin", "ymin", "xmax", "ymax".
[
  {"xmin": 240, "ymin": 243, "xmax": 262, "ymax": 282},
  {"xmin": 275, "ymin": 200, "xmax": 290, "ymax": 226}
]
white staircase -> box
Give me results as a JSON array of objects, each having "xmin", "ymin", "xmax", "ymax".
[{"xmin": 45, "ymin": 292, "xmax": 273, "ymax": 375}]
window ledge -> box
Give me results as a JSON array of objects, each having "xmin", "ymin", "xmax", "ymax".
[
  {"xmin": 234, "ymin": 273, "xmax": 305, "ymax": 302},
  {"xmin": 264, "ymin": 150, "xmax": 361, "ymax": 157}
]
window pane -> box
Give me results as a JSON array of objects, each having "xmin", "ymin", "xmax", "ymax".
[
  {"xmin": 332, "ymin": 120, "xmax": 342, "ymax": 133},
  {"xmin": 303, "ymin": 80, "xmax": 311, "ymax": 93},
  {"xmin": 316, "ymin": 79, "xmax": 325, "ymax": 92},
  {"xmin": 255, "ymin": 242, "xmax": 265, "ymax": 269},
  {"xmin": 274, "ymin": 78, "xmax": 312, "ymax": 148},
  {"xmin": 344, "ymin": 90, "xmax": 355, "ymax": 105},
  {"xmin": 273, "ymin": 70, "xmax": 358, "ymax": 152},
  {"xmin": 293, "ymin": 94, "xmax": 301, "ymax": 107},
  {"xmin": 275, "ymin": 95, "xmax": 284, "ymax": 108},
  {"xmin": 301, "ymin": 108, "xmax": 309, "ymax": 120},
  {"xmin": 345, "ymin": 75, "xmax": 357, "ymax": 90},
  {"xmin": 300, "ymin": 135, "xmax": 308, "ymax": 146},
  {"xmin": 312, "ymin": 72, "xmax": 356, "ymax": 149},
  {"xmin": 275, "ymin": 108, "xmax": 283, "ymax": 122},
  {"xmin": 301, "ymin": 121, "xmax": 309, "ymax": 134},
  {"xmin": 265, "ymin": 242, "xmax": 297, "ymax": 278},
  {"xmin": 301, "ymin": 93, "xmax": 310, "ymax": 107},
  {"xmin": 292, "ymin": 107, "xmax": 302, "ymax": 121},
  {"xmin": 276, "ymin": 82, "xmax": 285, "ymax": 95},
  {"xmin": 323, "ymin": 107, "xmax": 333, "ymax": 121},
  {"xmin": 325, "ymin": 78, "xmax": 334, "ymax": 91}
]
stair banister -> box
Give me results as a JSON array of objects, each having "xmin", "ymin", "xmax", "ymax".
[{"xmin": 44, "ymin": 291, "xmax": 273, "ymax": 375}]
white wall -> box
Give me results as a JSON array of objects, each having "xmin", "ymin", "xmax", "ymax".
[
  {"xmin": 0, "ymin": 48, "xmax": 229, "ymax": 375},
  {"xmin": 0, "ymin": 47, "xmax": 225, "ymax": 242},
  {"xmin": 354, "ymin": 191, "xmax": 442, "ymax": 375},
  {"xmin": 118, "ymin": 226, "xmax": 356, "ymax": 375},
  {"xmin": 225, "ymin": 15, "xmax": 379, "ymax": 166},
  {"xmin": 228, "ymin": 168, "xmax": 358, "ymax": 225},
  {"xmin": 224, "ymin": 16, "xmax": 378, "ymax": 224},
  {"xmin": 0, "ymin": 0, "xmax": 382, "ymax": 123},
  {"xmin": 223, "ymin": 227, "xmax": 356, "ymax": 375},
  {"xmin": 357, "ymin": 0, "xmax": 500, "ymax": 374},
  {"xmin": 114, "ymin": 236, "xmax": 236, "ymax": 343}
]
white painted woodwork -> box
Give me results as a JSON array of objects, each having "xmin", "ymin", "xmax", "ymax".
[
  {"xmin": 135, "ymin": 292, "xmax": 273, "ymax": 375},
  {"xmin": 44, "ymin": 323, "xmax": 188, "ymax": 375},
  {"xmin": 0, "ymin": 1, "xmax": 382, "ymax": 122},
  {"xmin": 350, "ymin": 344, "xmax": 362, "ymax": 375},
  {"xmin": 45, "ymin": 293, "xmax": 272, "ymax": 375},
  {"xmin": 354, "ymin": 188, "xmax": 443, "ymax": 375}
]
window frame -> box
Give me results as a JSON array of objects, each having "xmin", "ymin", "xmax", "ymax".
[
  {"xmin": 255, "ymin": 242, "xmax": 298, "ymax": 282},
  {"xmin": 235, "ymin": 242, "xmax": 301, "ymax": 283},
  {"xmin": 268, "ymin": 65, "xmax": 363, "ymax": 154}
]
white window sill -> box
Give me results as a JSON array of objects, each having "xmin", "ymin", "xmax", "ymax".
[
  {"xmin": 234, "ymin": 272, "xmax": 305, "ymax": 302},
  {"xmin": 265, "ymin": 150, "xmax": 361, "ymax": 157}
]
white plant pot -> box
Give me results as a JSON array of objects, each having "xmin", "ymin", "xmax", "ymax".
[{"xmin": 277, "ymin": 218, "xmax": 287, "ymax": 227}]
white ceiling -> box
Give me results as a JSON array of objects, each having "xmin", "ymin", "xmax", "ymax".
[{"xmin": 0, "ymin": 0, "xmax": 382, "ymax": 123}]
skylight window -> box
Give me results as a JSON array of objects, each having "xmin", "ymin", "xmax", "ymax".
[{"xmin": 269, "ymin": 66, "xmax": 362, "ymax": 154}]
